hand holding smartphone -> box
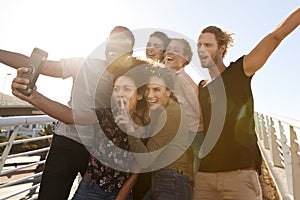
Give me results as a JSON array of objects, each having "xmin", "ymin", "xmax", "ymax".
[{"xmin": 17, "ymin": 47, "xmax": 48, "ymax": 96}]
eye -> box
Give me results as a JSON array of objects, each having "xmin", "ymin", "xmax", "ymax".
[
  {"xmin": 174, "ymin": 48, "xmax": 180, "ymax": 53},
  {"xmin": 154, "ymin": 87, "xmax": 161, "ymax": 92},
  {"xmin": 154, "ymin": 44, "xmax": 162, "ymax": 49},
  {"xmin": 113, "ymin": 86, "xmax": 119, "ymax": 92}
]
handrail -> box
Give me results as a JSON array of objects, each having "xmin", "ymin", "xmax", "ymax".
[
  {"xmin": 1, "ymin": 113, "xmax": 299, "ymax": 199},
  {"xmin": 0, "ymin": 135, "xmax": 52, "ymax": 147},
  {"xmin": 0, "ymin": 115, "xmax": 55, "ymax": 126},
  {"xmin": 0, "ymin": 115, "xmax": 55, "ymax": 199},
  {"xmin": 255, "ymin": 112, "xmax": 300, "ymax": 200}
]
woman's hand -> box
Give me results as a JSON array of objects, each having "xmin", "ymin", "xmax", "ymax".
[{"xmin": 114, "ymin": 99, "xmax": 136, "ymax": 134}]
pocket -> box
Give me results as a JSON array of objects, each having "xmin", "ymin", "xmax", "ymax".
[{"xmin": 248, "ymin": 171, "xmax": 262, "ymax": 199}]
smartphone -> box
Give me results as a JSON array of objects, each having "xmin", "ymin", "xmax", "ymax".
[{"xmin": 18, "ymin": 47, "xmax": 48, "ymax": 96}]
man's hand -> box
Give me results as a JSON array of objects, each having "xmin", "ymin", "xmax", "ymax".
[{"xmin": 11, "ymin": 67, "xmax": 36, "ymax": 102}]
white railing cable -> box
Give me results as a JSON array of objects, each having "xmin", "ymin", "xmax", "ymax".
[{"xmin": 0, "ymin": 160, "xmax": 45, "ymax": 176}]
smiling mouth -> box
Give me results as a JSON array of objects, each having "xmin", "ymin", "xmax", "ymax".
[
  {"xmin": 146, "ymin": 100, "xmax": 157, "ymax": 105},
  {"xmin": 166, "ymin": 56, "xmax": 174, "ymax": 62},
  {"xmin": 147, "ymin": 54, "xmax": 155, "ymax": 58}
]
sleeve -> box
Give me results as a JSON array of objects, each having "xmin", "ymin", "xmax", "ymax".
[{"xmin": 60, "ymin": 57, "xmax": 86, "ymax": 79}]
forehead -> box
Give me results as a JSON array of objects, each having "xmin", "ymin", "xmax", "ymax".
[
  {"xmin": 168, "ymin": 40, "xmax": 184, "ymax": 50},
  {"xmin": 198, "ymin": 32, "xmax": 217, "ymax": 44},
  {"xmin": 148, "ymin": 76, "xmax": 167, "ymax": 87},
  {"xmin": 114, "ymin": 76, "xmax": 136, "ymax": 87},
  {"xmin": 108, "ymin": 36, "xmax": 133, "ymax": 46},
  {"xmin": 148, "ymin": 36, "xmax": 163, "ymax": 44}
]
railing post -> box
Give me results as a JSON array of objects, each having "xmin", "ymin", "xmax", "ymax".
[
  {"xmin": 254, "ymin": 112, "xmax": 261, "ymax": 136},
  {"xmin": 290, "ymin": 126, "xmax": 300, "ymax": 200},
  {"xmin": 261, "ymin": 114, "xmax": 269, "ymax": 149},
  {"xmin": 0, "ymin": 125, "xmax": 20, "ymax": 172},
  {"xmin": 269, "ymin": 117, "xmax": 282, "ymax": 167},
  {"xmin": 257, "ymin": 113, "xmax": 263, "ymax": 140},
  {"xmin": 265, "ymin": 115, "xmax": 271, "ymax": 149},
  {"xmin": 279, "ymin": 121, "xmax": 293, "ymax": 196}
]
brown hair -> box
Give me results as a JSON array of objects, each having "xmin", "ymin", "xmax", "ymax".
[{"xmin": 201, "ymin": 26, "xmax": 234, "ymax": 57}]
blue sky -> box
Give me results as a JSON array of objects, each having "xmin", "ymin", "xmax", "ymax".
[{"xmin": 0, "ymin": 0, "xmax": 299, "ymax": 121}]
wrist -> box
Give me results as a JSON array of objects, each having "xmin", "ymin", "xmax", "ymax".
[{"xmin": 126, "ymin": 125, "xmax": 136, "ymax": 134}]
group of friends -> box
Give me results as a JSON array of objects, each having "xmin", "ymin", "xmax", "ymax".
[{"xmin": 1, "ymin": 5, "xmax": 300, "ymax": 200}]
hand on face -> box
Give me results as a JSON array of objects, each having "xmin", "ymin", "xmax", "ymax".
[{"xmin": 114, "ymin": 97, "xmax": 136, "ymax": 133}]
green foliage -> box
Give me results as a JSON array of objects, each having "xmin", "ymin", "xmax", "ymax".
[{"xmin": 0, "ymin": 124, "xmax": 54, "ymax": 156}]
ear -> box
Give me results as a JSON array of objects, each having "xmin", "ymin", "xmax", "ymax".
[
  {"xmin": 166, "ymin": 89, "xmax": 171, "ymax": 97},
  {"xmin": 219, "ymin": 44, "xmax": 226, "ymax": 57},
  {"xmin": 137, "ymin": 93, "xmax": 143, "ymax": 100}
]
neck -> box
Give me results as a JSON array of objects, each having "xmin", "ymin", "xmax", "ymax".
[{"xmin": 208, "ymin": 60, "xmax": 226, "ymax": 79}]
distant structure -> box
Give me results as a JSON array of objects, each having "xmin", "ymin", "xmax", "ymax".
[
  {"xmin": 0, "ymin": 93, "xmax": 45, "ymax": 138},
  {"xmin": 0, "ymin": 92, "xmax": 43, "ymax": 117}
]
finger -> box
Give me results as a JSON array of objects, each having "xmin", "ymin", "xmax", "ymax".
[
  {"xmin": 13, "ymin": 76, "xmax": 30, "ymax": 85},
  {"xmin": 16, "ymin": 67, "xmax": 30, "ymax": 77},
  {"xmin": 11, "ymin": 84, "xmax": 28, "ymax": 100}
]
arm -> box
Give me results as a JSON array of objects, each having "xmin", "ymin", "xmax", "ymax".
[
  {"xmin": 128, "ymin": 103, "xmax": 183, "ymax": 168},
  {"xmin": 129, "ymin": 104, "xmax": 180, "ymax": 153},
  {"xmin": 244, "ymin": 6, "xmax": 300, "ymax": 76},
  {"xmin": 0, "ymin": 49, "xmax": 63, "ymax": 77},
  {"xmin": 116, "ymin": 173, "xmax": 138, "ymax": 200},
  {"xmin": 11, "ymin": 67, "xmax": 97, "ymax": 125}
]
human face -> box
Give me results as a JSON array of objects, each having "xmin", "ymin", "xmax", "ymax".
[
  {"xmin": 112, "ymin": 76, "xmax": 141, "ymax": 114},
  {"xmin": 164, "ymin": 40, "xmax": 187, "ymax": 71},
  {"xmin": 197, "ymin": 32, "xmax": 222, "ymax": 69},
  {"xmin": 144, "ymin": 76, "xmax": 171, "ymax": 109},
  {"xmin": 105, "ymin": 34, "xmax": 134, "ymax": 65},
  {"xmin": 146, "ymin": 36, "xmax": 165, "ymax": 62}
]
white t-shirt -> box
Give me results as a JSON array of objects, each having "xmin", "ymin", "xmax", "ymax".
[{"xmin": 53, "ymin": 57, "xmax": 113, "ymax": 146}]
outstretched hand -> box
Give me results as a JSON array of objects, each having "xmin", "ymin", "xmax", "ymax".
[{"xmin": 11, "ymin": 67, "xmax": 36, "ymax": 102}]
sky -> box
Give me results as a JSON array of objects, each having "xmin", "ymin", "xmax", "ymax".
[{"xmin": 0, "ymin": 0, "xmax": 299, "ymax": 121}]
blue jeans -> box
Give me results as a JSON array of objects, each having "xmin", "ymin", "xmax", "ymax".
[
  {"xmin": 72, "ymin": 176, "xmax": 133, "ymax": 200},
  {"xmin": 143, "ymin": 168, "xmax": 193, "ymax": 200}
]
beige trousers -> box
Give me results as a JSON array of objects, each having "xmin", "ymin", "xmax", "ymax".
[{"xmin": 193, "ymin": 169, "xmax": 262, "ymax": 200}]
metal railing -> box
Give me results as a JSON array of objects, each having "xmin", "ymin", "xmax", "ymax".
[
  {"xmin": 255, "ymin": 112, "xmax": 300, "ymax": 200},
  {"xmin": 1, "ymin": 113, "xmax": 299, "ymax": 199},
  {"xmin": 0, "ymin": 115, "xmax": 55, "ymax": 200}
]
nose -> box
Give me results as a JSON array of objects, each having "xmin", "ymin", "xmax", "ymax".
[
  {"xmin": 146, "ymin": 89, "xmax": 154, "ymax": 99},
  {"xmin": 116, "ymin": 89, "xmax": 124, "ymax": 98}
]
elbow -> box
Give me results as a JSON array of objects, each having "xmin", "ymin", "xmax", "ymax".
[{"xmin": 58, "ymin": 117, "xmax": 75, "ymax": 125}]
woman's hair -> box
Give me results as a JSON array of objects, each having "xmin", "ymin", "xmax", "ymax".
[
  {"xmin": 201, "ymin": 26, "xmax": 234, "ymax": 57},
  {"xmin": 111, "ymin": 57, "xmax": 178, "ymax": 103},
  {"xmin": 149, "ymin": 31, "xmax": 170, "ymax": 51}
]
